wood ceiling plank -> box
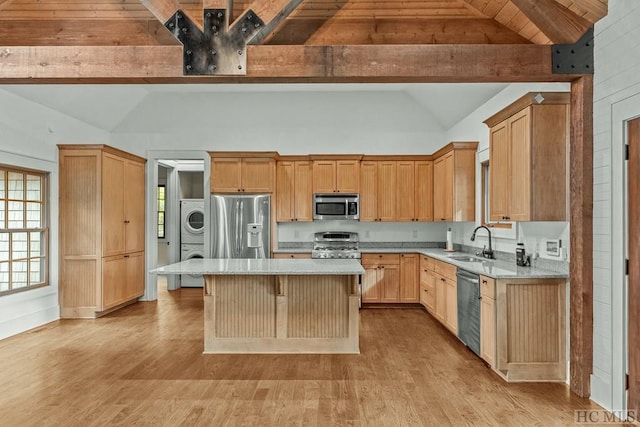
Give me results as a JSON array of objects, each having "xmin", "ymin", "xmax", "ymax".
[
  {"xmin": 0, "ymin": 19, "xmax": 178, "ymax": 46},
  {"xmin": 269, "ymin": 17, "xmax": 530, "ymax": 45},
  {"xmin": 511, "ymin": 0, "xmax": 592, "ymax": 43},
  {"xmin": 234, "ymin": 0, "xmax": 304, "ymax": 45},
  {"xmin": 0, "ymin": 44, "xmax": 581, "ymax": 82},
  {"xmin": 0, "ymin": 0, "xmax": 17, "ymax": 11},
  {"xmin": 138, "ymin": 0, "xmax": 182, "ymax": 23}
]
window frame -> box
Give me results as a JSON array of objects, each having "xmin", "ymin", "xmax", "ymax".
[
  {"xmin": 157, "ymin": 184, "xmax": 166, "ymax": 239},
  {"xmin": 0, "ymin": 165, "xmax": 49, "ymax": 296},
  {"xmin": 481, "ymin": 160, "xmax": 512, "ymax": 230}
]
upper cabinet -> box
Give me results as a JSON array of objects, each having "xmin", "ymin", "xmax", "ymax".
[
  {"xmin": 361, "ymin": 157, "xmax": 433, "ymax": 222},
  {"xmin": 433, "ymin": 143, "xmax": 478, "ymax": 222},
  {"xmin": 276, "ymin": 158, "xmax": 313, "ymax": 222},
  {"xmin": 209, "ymin": 152, "xmax": 276, "ymax": 193},
  {"xmin": 311, "ymin": 156, "xmax": 361, "ymax": 194},
  {"xmin": 484, "ymin": 92, "xmax": 570, "ymax": 222}
]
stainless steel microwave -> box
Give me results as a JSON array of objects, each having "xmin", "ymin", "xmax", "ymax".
[{"xmin": 313, "ymin": 194, "xmax": 359, "ymax": 220}]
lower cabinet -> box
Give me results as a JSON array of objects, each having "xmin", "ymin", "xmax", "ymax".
[
  {"xmin": 494, "ymin": 277, "xmax": 567, "ymax": 382},
  {"xmin": 362, "ymin": 253, "xmax": 422, "ymax": 303},
  {"xmin": 421, "ymin": 255, "xmax": 457, "ymax": 334},
  {"xmin": 102, "ymin": 251, "xmax": 145, "ymax": 311},
  {"xmin": 362, "ymin": 254, "xmax": 400, "ymax": 302},
  {"xmin": 399, "ymin": 254, "xmax": 419, "ymax": 302},
  {"xmin": 419, "ymin": 256, "xmax": 436, "ymax": 313},
  {"xmin": 480, "ymin": 275, "xmax": 496, "ymax": 368},
  {"xmin": 444, "ymin": 275, "xmax": 457, "ymax": 335}
]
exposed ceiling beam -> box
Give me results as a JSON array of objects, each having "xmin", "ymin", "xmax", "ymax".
[
  {"xmin": 510, "ymin": 0, "xmax": 592, "ymax": 44},
  {"xmin": 0, "ymin": 44, "xmax": 584, "ymax": 83}
]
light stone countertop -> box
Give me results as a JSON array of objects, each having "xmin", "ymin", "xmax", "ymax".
[
  {"xmin": 273, "ymin": 247, "xmax": 567, "ymax": 279},
  {"xmin": 360, "ymin": 248, "xmax": 568, "ymax": 279},
  {"xmin": 152, "ymin": 258, "xmax": 365, "ymax": 275}
]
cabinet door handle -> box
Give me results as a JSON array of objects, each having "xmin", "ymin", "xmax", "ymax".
[
  {"xmin": 482, "ymin": 280, "xmax": 487, "ymax": 284},
  {"xmin": 124, "ymin": 220, "xmax": 130, "ymax": 224},
  {"xmin": 124, "ymin": 255, "xmax": 130, "ymax": 258}
]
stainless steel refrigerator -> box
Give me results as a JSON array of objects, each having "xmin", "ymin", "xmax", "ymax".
[{"xmin": 210, "ymin": 194, "xmax": 270, "ymax": 258}]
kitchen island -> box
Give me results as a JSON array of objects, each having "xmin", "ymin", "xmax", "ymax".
[{"xmin": 154, "ymin": 258, "xmax": 364, "ymax": 354}]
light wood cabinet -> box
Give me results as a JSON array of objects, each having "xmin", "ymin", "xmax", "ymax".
[
  {"xmin": 419, "ymin": 255, "xmax": 436, "ymax": 313},
  {"xmin": 361, "ymin": 253, "xmax": 401, "ymax": 303},
  {"xmin": 432, "ymin": 142, "xmax": 477, "ymax": 222},
  {"xmin": 360, "ymin": 160, "xmax": 396, "ymax": 222},
  {"xmin": 210, "ymin": 152, "xmax": 276, "ymax": 193},
  {"xmin": 58, "ymin": 144, "xmax": 146, "ymax": 319},
  {"xmin": 495, "ymin": 277, "xmax": 567, "ymax": 382},
  {"xmin": 445, "ymin": 275, "xmax": 457, "ymax": 334},
  {"xmin": 399, "ymin": 253, "xmax": 419, "ymax": 302},
  {"xmin": 276, "ymin": 159, "xmax": 312, "ymax": 222},
  {"xmin": 272, "ymin": 253, "xmax": 312, "ymax": 259},
  {"xmin": 485, "ymin": 92, "xmax": 570, "ymax": 221},
  {"xmin": 421, "ymin": 255, "xmax": 457, "ymax": 333},
  {"xmin": 312, "ymin": 158, "xmax": 360, "ymax": 193},
  {"xmin": 361, "ymin": 158, "xmax": 432, "ymax": 222},
  {"xmin": 434, "ymin": 273, "xmax": 447, "ymax": 324},
  {"xmin": 480, "ymin": 275, "xmax": 496, "ymax": 368},
  {"xmin": 415, "ymin": 161, "xmax": 434, "ymax": 221}
]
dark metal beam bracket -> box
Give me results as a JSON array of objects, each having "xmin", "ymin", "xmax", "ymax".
[
  {"xmin": 552, "ymin": 27, "xmax": 594, "ymax": 74},
  {"xmin": 164, "ymin": 9, "xmax": 264, "ymax": 75}
]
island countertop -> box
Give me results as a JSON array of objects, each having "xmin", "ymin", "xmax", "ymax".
[{"xmin": 152, "ymin": 258, "xmax": 365, "ymax": 275}]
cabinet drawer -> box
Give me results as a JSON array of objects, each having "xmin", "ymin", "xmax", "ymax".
[
  {"xmin": 361, "ymin": 253, "xmax": 400, "ymax": 266},
  {"xmin": 433, "ymin": 259, "xmax": 456, "ymax": 280},
  {"xmin": 421, "ymin": 255, "xmax": 436, "ymax": 272},
  {"xmin": 480, "ymin": 275, "xmax": 495, "ymax": 298}
]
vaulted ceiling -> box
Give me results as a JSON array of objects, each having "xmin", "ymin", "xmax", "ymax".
[
  {"xmin": 0, "ymin": 0, "xmax": 608, "ymax": 83},
  {"xmin": 0, "ymin": 0, "xmax": 607, "ymax": 47}
]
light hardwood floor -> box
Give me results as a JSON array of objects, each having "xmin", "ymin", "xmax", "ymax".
[{"xmin": 0, "ymin": 284, "xmax": 616, "ymax": 426}]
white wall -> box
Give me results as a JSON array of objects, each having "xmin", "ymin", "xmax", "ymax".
[
  {"xmin": 0, "ymin": 89, "xmax": 110, "ymax": 340},
  {"xmin": 109, "ymin": 91, "xmax": 448, "ymax": 157},
  {"xmin": 444, "ymin": 83, "xmax": 571, "ymax": 258},
  {"xmin": 591, "ymin": 0, "xmax": 640, "ymax": 411}
]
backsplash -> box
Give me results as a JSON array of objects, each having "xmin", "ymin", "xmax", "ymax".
[{"xmin": 277, "ymin": 221, "xmax": 448, "ymax": 244}]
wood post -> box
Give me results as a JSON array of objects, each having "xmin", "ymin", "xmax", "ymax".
[{"xmin": 569, "ymin": 75, "xmax": 594, "ymax": 397}]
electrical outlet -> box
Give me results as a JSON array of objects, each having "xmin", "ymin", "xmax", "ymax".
[
  {"xmin": 412, "ymin": 230, "xmax": 418, "ymax": 239},
  {"xmin": 364, "ymin": 230, "xmax": 370, "ymax": 238},
  {"xmin": 294, "ymin": 230, "xmax": 300, "ymax": 238}
]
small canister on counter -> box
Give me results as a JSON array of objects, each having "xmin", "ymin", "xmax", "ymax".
[{"xmin": 516, "ymin": 243, "xmax": 531, "ymax": 266}]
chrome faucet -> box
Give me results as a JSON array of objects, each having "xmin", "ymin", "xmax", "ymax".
[{"xmin": 471, "ymin": 225, "xmax": 494, "ymax": 259}]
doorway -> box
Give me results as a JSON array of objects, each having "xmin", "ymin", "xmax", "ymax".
[
  {"xmin": 628, "ymin": 117, "xmax": 640, "ymax": 413},
  {"xmin": 143, "ymin": 151, "xmax": 210, "ymax": 302}
]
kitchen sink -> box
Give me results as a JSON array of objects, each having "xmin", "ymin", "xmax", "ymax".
[{"xmin": 447, "ymin": 255, "xmax": 486, "ymax": 263}]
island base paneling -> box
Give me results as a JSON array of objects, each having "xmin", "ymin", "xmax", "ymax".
[{"xmin": 204, "ymin": 274, "xmax": 359, "ymax": 354}]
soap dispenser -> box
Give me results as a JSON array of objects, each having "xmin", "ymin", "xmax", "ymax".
[{"xmin": 516, "ymin": 243, "xmax": 531, "ymax": 266}]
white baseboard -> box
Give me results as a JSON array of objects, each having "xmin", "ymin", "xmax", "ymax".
[{"xmin": 0, "ymin": 305, "xmax": 60, "ymax": 341}]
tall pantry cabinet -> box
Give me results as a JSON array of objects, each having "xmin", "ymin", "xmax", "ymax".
[{"xmin": 58, "ymin": 145, "xmax": 146, "ymax": 318}]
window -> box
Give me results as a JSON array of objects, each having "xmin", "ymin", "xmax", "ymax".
[
  {"xmin": 481, "ymin": 160, "xmax": 512, "ymax": 230},
  {"xmin": 0, "ymin": 167, "xmax": 48, "ymax": 295},
  {"xmin": 157, "ymin": 185, "xmax": 166, "ymax": 239}
]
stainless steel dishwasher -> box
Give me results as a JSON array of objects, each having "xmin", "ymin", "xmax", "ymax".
[{"xmin": 457, "ymin": 269, "xmax": 481, "ymax": 356}]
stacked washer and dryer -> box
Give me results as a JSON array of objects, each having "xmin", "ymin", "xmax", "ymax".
[{"xmin": 180, "ymin": 199, "xmax": 205, "ymax": 287}]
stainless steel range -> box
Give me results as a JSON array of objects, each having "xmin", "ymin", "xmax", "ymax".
[{"xmin": 311, "ymin": 231, "xmax": 361, "ymax": 259}]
